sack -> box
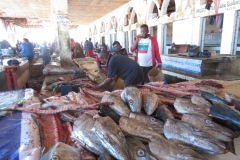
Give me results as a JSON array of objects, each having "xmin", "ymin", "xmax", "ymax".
[
  {"xmin": 199, "ymin": 51, "xmax": 211, "ymax": 58},
  {"xmin": 188, "ymin": 45, "xmax": 200, "ymax": 57}
]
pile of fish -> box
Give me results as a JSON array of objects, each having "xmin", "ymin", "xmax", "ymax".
[{"xmin": 4, "ymin": 81, "xmax": 240, "ymax": 160}]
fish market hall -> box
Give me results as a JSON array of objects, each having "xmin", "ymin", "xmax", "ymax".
[{"xmin": 1, "ymin": 0, "xmax": 240, "ymax": 159}]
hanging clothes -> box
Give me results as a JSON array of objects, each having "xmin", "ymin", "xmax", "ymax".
[
  {"xmin": 205, "ymin": 0, "xmax": 213, "ymax": 10},
  {"xmin": 217, "ymin": 14, "xmax": 224, "ymax": 31},
  {"xmin": 209, "ymin": 16, "xmax": 216, "ymax": 25}
]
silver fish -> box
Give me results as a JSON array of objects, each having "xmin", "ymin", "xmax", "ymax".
[
  {"xmin": 142, "ymin": 92, "xmax": 159, "ymax": 115},
  {"xmin": 225, "ymin": 92, "xmax": 240, "ymax": 102},
  {"xmin": 191, "ymin": 95, "xmax": 212, "ymax": 108},
  {"xmin": 182, "ymin": 114, "xmax": 237, "ymax": 142},
  {"xmin": 121, "ymin": 87, "xmax": 142, "ymax": 112},
  {"xmin": 101, "ymin": 94, "xmax": 130, "ymax": 116},
  {"xmin": 98, "ymin": 152, "xmax": 115, "ymax": 160},
  {"xmin": 72, "ymin": 114, "xmax": 104, "ymax": 155},
  {"xmin": 41, "ymin": 142, "xmax": 81, "ymax": 160},
  {"xmin": 92, "ymin": 116, "xmax": 130, "ymax": 160},
  {"xmin": 155, "ymin": 105, "xmax": 174, "ymax": 123},
  {"xmin": 149, "ymin": 137, "xmax": 207, "ymax": 160},
  {"xmin": 129, "ymin": 112, "xmax": 164, "ymax": 134},
  {"xmin": 174, "ymin": 98, "xmax": 208, "ymax": 115},
  {"xmin": 126, "ymin": 138, "xmax": 157, "ymax": 160},
  {"xmin": 119, "ymin": 116, "xmax": 163, "ymax": 141},
  {"xmin": 199, "ymin": 85, "xmax": 222, "ymax": 94},
  {"xmin": 164, "ymin": 119, "xmax": 226, "ymax": 154}
]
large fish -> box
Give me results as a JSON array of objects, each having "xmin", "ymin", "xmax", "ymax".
[
  {"xmin": 126, "ymin": 138, "xmax": 157, "ymax": 160},
  {"xmin": 119, "ymin": 116, "xmax": 163, "ymax": 141},
  {"xmin": 121, "ymin": 87, "xmax": 142, "ymax": 112},
  {"xmin": 155, "ymin": 105, "xmax": 174, "ymax": 122},
  {"xmin": 101, "ymin": 94, "xmax": 130, "ymax": 116},
  {"xmin": 174, "ymin": 98, "xmax": 208, "ymax": 115},
  {"xmin": 43, "ymin": 65, "xmax": 77, "ymax": 76},
  {"xmin": 191, "ymin": 95, "xmax": 212, "ymax": 108},
  {"xmin": 142, "ymin": 92, "xmax": 159, "ymax": 115},
  {"xmin": 41, "ymin": 142, "xmax": 81, "ymax": 160},
  {"xmin": 92, "ymin": 116, "xmax": 130, "ymax": 160},
  {"xmin": 149, "ymin": 137, "xmax": 207, "ymax": 160},
  {"xmin": 199, "ymin": 85, "xmax": 222, "ymax": 94},
  {"xmin": 72, "ymin": 114, "xmax": 104, "ymax": 155},
  {"xmin": 98, "ymin": 152, "xmax": 115, "ymax": 160},
  {"xmin": 225, "ymin": 93, "xmax": 240, "ymax": 111},
  {"xmin": 98, "ymin": 106, "xmax": 120, "ymax": 124},
  {"xmin": 200, "ymin": 91, "xmax": 231, "ymax": 105},
  {"xmin": 164, "ymin": 119, "xmax": 226, "ymax": 154},
  {"xmin": 209, "ymin": 102, "xmax": 240, "ymax": 129},
  {"xmin": 129, "ymin": 112, "xmax": 164, "ymax": 134},
  {"xmin": 182, "ymin": 114, "xmax": 237, "ymax": 142}
]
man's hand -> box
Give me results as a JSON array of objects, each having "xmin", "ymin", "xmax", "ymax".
[
  {"xmin": 136, "ymin": 35, "xmax": 142, "ymax": 42},
  {"xmin": 156, "ymin": 64, "xmax": 162, "ymax": 69}
]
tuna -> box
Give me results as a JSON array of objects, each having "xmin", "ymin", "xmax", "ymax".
[
  {"xmin": 149, "ymin": 137, "xmax": 207, "ymax": 160},
  {"xmin": 199, "ymin": 85, "xmax": 222, "ymax": 94},
  {"xmin": 155, "ymin": 105, "xmax": 174, "ymax": 122},
  {"xmin": 126, "ymin": 138, "xmax": 157, "ymax": 160},
  {"xmin": 191, "ymin": 95, "xmax": 212, "ymax": 108},
  {"xmin": 182, "ymin": 114, "xmax": 237, "ymax": 142},
  {"xmin": 101, "ymin": 94, "xmax": 130, "ymax": 116},
  {"xmin": 41, "ymin": 142, "xmax": 81, "ymax": 160},
  {"xmin": 98, "ymin": 106, "xmax": 120, "ymax": 124},
  {"xmin": 164, "ymin": 119, "xmax": 226, "ymax": 154},
  {"xmin": 201, "ymin": 91, "xmax": 231, "ymax": 105},
  {"xmin": 119, "ymin": 116, "xmax": 163, "ymax": 141},
  {"xmin": 142, "ymin": 92, "xmax": 159, "ymax": 115},
  {"xmin": 129, "ymin": 112, "xmax": 164, "ymax": 134},
  {"xmin": 209, "ymin": 102, "xmax": 240, "ymax": 129},
  {"xmin": 72, "ymin": 114, "xmax": 104, "ymax": 155},
  {"xmin": 98, "ymin": 152, "xmax": 115, "ymax": 160},
  {"xmin": 121, "ymin": 87, "xmax": 142, "ymax": 112},
  {"xmin": 92, "ymin": 116, "xmax": 130, "ymax": 160},
  {"xmin": 174, "ymin": 98, "xmax": 208, "ymax": 115}
]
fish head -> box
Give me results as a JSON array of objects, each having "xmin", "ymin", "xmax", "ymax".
[
  {"xmin": 41, "ymin": 142, "xmax": 81, "ymax": 160},
  {"xmin": 164, "ymin": 119, "xmax": 226, "ymax": 154},
  {"xmin": 142, "ymin": 92, "xmax": 159, "ymax": 115},
  {"xmin": 124, "ymin": 87, "xmax": 142, "ymax": 112},
  {"xmin": 126, "ymin": 138, "xmax": 157, "ymax": 160}
]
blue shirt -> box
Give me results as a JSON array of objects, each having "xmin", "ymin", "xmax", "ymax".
[
  {"xmin": 21, "ymin": 42, "xmax": 34, "ymax": 57},
  {"xmin": 40, "ymin": 44, "xmax": 47, "ymax": 56},
  {"xmin": 87, "ymin": 41, "xmax": 93, "ymax": 51}
]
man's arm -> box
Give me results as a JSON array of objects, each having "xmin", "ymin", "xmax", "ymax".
[
  {"xmin": 130, "ymin": 35, "xmax": 141, "ymax": 52},
  {"xmin": 92, "ymin": 77, "xmax": 114, "ymax": 89}
]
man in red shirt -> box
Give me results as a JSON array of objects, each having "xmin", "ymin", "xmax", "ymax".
[{"xmin": 130, "ymin": 24, "xmax": 162, "ymax": 83}]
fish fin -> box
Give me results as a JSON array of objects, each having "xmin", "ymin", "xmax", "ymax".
[{"xmin": 225, "ymin": 141, "xmax": 236, "ymax": 155}]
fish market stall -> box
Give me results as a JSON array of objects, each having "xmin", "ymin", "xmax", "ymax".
[{"xmin": 1, "ymin": 79, "xmax": 240, "ymax": 159}]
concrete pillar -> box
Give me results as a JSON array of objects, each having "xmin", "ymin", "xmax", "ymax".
[
  {"xmin": 157, "ymin": 24, "xmax": 166, "ymax": 55},
  {"xmin": 117, "ymin": 31, "xmax": 124, "ymax": 47},
  {"xmin": 128, "ymin": 30, "xmax": 132, "ymax": 52},
  {"xmin": 136, "ymin": 28, "xmax": 141, "ymax": 35},
  {"xmin": 220, "ymin": 11, "xmax": 238, "ymax": 55},
  {"xmin": 51, "ymin": 0, "xmax": 71, "ymax": 66}
]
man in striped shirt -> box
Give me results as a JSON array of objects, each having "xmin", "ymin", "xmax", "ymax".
[{"xmin": 130, "ymin": 24, "xmax": 162, "ymax": 83}]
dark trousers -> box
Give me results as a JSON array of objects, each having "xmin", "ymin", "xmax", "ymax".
[{"xmin": 141, "ymin": 66, "xmax": 153, "ymax": 84}]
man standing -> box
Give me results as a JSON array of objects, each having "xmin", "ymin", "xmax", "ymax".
[
  {"xmin": 84, "ymin": 39, "xmax": 88, "ymax": 56},
  {"xmin": 80, "ymin": 42, "xmax": 84, "ymax": 50},
  {"xmin": 40, "ymin": 41, "xmax": 49, "ymax": 66},
  {"xmin": 87, "ymin": 38, "xmax": 94, "ymax": 58},
  {"xmin": 91, "ymin": 50, "xmax": 144, "ymax": 89},
  {"xmin": 21, "ymin": 38, "xmax": 34, "ymax": 62},
  {"xmin": 112, "ymin": 41, "xmax": 128, "ymax": 57},
  {"xmin": 130, "ymin": 24, "xmax": 162, "ymax": 83}
]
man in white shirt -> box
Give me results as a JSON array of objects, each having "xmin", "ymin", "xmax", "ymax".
[{"xmin": 130, "ymin": 24, "xmax": 162, "ymax": 83}]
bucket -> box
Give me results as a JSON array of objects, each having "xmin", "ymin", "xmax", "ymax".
[{"xmin": 148, "ymin": 67, "xmax": 164, "ymax": 82}]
